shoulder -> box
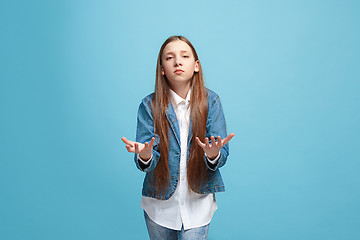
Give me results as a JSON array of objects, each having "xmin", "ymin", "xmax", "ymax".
[
  {"xmin": 139, "ymin": 92, "xmax": 155, "ymax": 107},
  {"xmin": 136, "ymin": 92, "xmax": 155, "ymax": 115},
  {"xmin": 141, "ymin": 92, "xmax": 155, "ymax": 103},
  {"xmin": 205, "ymin": 88, "xmax": 221, "ymax": 104}
]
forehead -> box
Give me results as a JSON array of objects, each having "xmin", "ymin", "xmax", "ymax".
[{"xmin": 163, "ymin": 40, "xmax": 193, "ymax": 55}]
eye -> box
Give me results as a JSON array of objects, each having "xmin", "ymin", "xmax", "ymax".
[
  {"xmin": 166, "ymin": 57, "xmax": 172, "ymax": 60},
  {"xmin": 183, "ymin": 55, "xmax": 189, "ymax": 58}
]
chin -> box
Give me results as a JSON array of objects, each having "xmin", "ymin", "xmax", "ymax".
[{"xmin": 168, "ymin": 79, "xmax": 191, "ymax": 85}]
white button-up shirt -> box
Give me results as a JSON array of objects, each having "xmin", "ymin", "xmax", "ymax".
[{"xmin": 138, "ymin": 88, "xmax": 219, "ymax": 230}]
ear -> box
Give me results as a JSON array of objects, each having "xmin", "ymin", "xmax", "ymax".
[
  {"xmin": 194, "ymin": 60, "xmax": 200, "ymax": 72},
  {"xmin": 161, "ymin": 67, "xmax": 165, "ymax": 75}
]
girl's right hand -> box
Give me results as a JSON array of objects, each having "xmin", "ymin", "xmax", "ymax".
[{"xmin": 121, "ymin": 137, "xmax": 155, "ymax": 161}]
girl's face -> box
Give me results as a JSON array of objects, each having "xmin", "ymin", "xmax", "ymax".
[{"xmin": 161, "ymin": 40, "xmax": 199, "ymax": 88}]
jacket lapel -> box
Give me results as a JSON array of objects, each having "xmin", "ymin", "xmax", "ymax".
[
  {"xmin": 187, "ymin": 117, "xmax": 193, "ymax": 147},
  {"xmin": 165, "ymin": 102, "xmax": 181, "ymax": 147}
]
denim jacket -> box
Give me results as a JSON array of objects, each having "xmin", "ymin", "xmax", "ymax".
[{"xmin": 134, "ymin": 88, "xmax": 229, "ymax": 200}]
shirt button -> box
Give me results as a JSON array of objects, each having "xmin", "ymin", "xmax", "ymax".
[
  {"xmin": 180, "ymin": 202, "xmax": 184, "ymax": 205},
  {"xmin": 181, "ymin": 176, "xmax": 185, "ymax": 181}
]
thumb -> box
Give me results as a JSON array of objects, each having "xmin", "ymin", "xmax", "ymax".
[{"xmin": 195, "ymin": 137, "xmax": 205, "ymax": 148}]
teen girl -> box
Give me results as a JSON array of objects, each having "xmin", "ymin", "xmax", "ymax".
[{"xmin": 121, "ymin": 35, "xmax": 235, "ymax": 240}]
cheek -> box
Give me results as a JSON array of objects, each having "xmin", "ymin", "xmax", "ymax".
[
  {"xmin": 188, "ymin": 63, "xmax": 197, "ymax": 72},
  {"xmin": 162, "ymin": 64, "xmax": 172, "ymax": 74}
]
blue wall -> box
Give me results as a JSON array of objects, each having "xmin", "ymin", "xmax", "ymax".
[{"xmin": 1, "ymin": 0, "xmax": 359, "ymax": 239}]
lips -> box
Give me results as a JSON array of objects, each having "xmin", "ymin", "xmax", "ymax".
[{"xmin": 174, "ymin": 69, "xmax": 184, "ymax": 74}]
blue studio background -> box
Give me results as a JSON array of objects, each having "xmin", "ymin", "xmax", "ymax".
[{"xmin": 1, "ymin": 0, "xmax": 359, "ymax": 239}]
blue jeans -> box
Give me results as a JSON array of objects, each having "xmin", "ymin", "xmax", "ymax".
[{"xmin": 144, "ymin": 211, "xmax": 209, "ymax": 240}]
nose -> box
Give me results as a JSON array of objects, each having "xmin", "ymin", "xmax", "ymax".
[{"xmin": 174, "ymin": 57, "xmax": 182, "ymax": 66}]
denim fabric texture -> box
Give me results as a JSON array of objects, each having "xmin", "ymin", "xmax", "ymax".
[
  {"xmin": 134, "ymin": 88, "xmax": 229, "ymax": 200},
  {"xmin": 144, "ymin": 211, "xmax": 209, "ymax": 240}
]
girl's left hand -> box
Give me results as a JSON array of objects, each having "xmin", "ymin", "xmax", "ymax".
[{"xmin": 195, "ymin": 133, "xmax": 235, "ymax": 160}]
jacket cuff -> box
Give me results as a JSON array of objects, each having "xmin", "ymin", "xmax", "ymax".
[
  {"xmin": 137, "ymin": 153, "xmax": 153, "ymax": 165},
  {"xmin": 137, "ymin": 153, "xmax": 153, "ymax": 170},
  {"xmin": 205, "ymin": 152, "xmax": 220, "ymax": 164}
]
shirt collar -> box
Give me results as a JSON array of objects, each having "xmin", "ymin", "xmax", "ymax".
[{"xmin": 169, "ymin": 88, "xmax": 191, "ymax": 106}]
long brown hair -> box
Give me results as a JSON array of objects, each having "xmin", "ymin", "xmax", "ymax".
[{"xmin": 152, "ymin": 36, "xmax": 208, "ymax": 196}]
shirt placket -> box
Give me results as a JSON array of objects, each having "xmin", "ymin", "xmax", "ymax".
[{"xmin": 178, "ymin": 101, "xmax": 189, "ymax": 224}]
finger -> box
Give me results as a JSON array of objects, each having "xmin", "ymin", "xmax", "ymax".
[
  {"xmin": 210, "ymin": 136, "xmax": 216, "ymax": 147},
  {"xmin": 144, "ymin": 142, "xmax": 149, "ymax": 148},
  {"xmin": 134, "ymin": 143, "xmax": 140, "ymax": 153},
  {"xmin": 125, "ymin": 145, "xmax": 133, "ymax": 153},
  {"xmin": 121, "ymin": 137, "xmax": 134, "ymax": 147},
  {"xmin": 217, "ymin": 136, "xmax": 222, "ymax": 146},
  {"xmin": 222, "ymin": 133, "xmax": 235, "ymax": 145},
  {"xmin": 205, "ymin": 137, "xmax": 210, "ymax": 148},
  {"xmin": 195, "ymin": 137, "xmax": 206, "ymax": 148},
  {"xmin": 149, "ymin": 137, "xmax": 155, "ymax": 148}
]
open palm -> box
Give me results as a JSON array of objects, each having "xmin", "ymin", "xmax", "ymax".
[
  {"xmin": 195, "ymin": 133, "xmax": 235, "ymax": 159},
  {"xmin": 121, "ymin": 137, "xmax": 155, "ymax": 161}
]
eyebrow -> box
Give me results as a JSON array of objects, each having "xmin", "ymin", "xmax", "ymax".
[{"xmin": 164, "ymin": 50, "xmax": 190, "ymax": 55}]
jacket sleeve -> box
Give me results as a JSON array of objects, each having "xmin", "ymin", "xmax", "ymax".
[
  {"xmin": 133, "ymin": 99, "xmax": 160, "ymax": 172},
  {"xmin": 203, "ymin": 94, "xmax": 229, "ymax": 171}
]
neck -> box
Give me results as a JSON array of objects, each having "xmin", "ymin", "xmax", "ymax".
[{"xmin": 169, "ymin": 82, "xmax": 191, "ymax": 99}]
